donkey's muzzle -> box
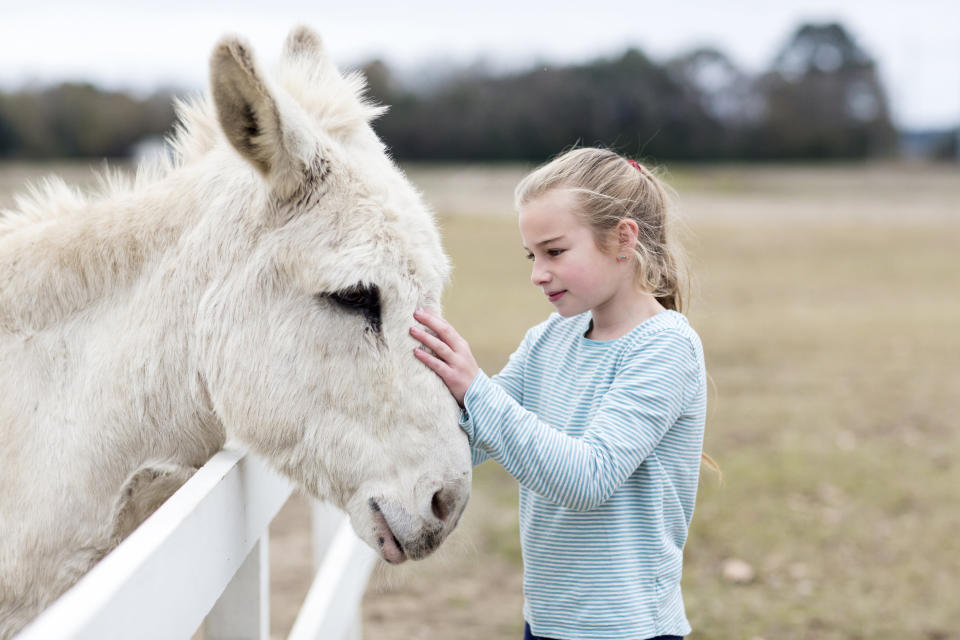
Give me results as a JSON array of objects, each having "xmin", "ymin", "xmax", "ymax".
[{"xmin": 377, "ymin": 474, "xmax": 470, "ymax": 562}]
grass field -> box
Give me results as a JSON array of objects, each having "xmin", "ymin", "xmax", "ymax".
[{"xmin": 2, "ymin": 160, "xmax": 958, "ymax": 639}]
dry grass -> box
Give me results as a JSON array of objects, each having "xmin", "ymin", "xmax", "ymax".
[{"xmin": 2, "ymin": 159, "xmax": 958, "ymax": 639}]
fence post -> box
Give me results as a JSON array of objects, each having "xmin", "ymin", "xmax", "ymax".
[
  {"xmin": 286, "ymin": 518, "xmax": 377, "ymax": 640},
  {"xmin": 310, "ymin": 501, "xmax": 364, "ymax": 639},
  {"xmin": 203, "ymin": 535, "xmax": 270, "ymax": 640},
  {"xmin": 310, "ymin": 501, "xmax": 343, "ymax": 570}
]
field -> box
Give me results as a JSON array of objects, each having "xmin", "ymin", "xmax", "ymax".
[{"xmin": 2, "ymin": 160, "xmax": 958, "ymax": 639}]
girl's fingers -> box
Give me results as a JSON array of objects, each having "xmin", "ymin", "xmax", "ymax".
[
  {"xmin": 410, "ymin": 326, "xmax": 454, "ymax": 361},
  {"xmin": 414, "ymin": 309, "xmax": 459, "ymax": 345},
  {"xmin": 414, "ymin": 345, "xmax": 452, "ymax": 379}
]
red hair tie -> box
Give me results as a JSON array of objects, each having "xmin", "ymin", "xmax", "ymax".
[{"xmin": 627, "ymin": 159, "xmax": 644, "ymax": 173}]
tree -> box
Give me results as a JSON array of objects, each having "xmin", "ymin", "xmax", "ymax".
[
  {"xmin": 666, "ymin": 48, "xmax": 760, "ymax": 157},
  {"xmin": 753, "ymin": 23, "xmax": 896, "ymax": 158},
  {"xmin": 0, "ymin": 95, "xmax": 20, "ymax": 157},
  {"xmin": 0, "ymin": 84, "xmax": 175, "ymax": 159}
]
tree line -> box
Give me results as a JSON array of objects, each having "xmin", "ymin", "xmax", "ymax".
[
  {"xmin": 0, "ymin": 23, "xmax": 951, "ymax": 162},
  {"xmin": 0, "ymin": 84, "xmax": 174, "ymax": 159}
]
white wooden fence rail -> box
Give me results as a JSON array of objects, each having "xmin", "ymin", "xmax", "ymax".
[{"xmin": 15, "ymin": 447, "xmax": 378, "ymax": 640}]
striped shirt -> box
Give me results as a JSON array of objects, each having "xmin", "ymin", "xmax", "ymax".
[{"xmin": 460, "ymin": 310, "xmax": 706, "ymax": 639}]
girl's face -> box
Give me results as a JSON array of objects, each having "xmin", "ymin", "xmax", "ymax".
[{"xmin": 519, "ymin": 188, "xmax": 626, "ymax": 317}]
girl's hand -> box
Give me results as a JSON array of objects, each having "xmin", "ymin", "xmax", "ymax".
[{"xmin": 410, "ymin": 309, "xmax": 479, "ymax": 406}]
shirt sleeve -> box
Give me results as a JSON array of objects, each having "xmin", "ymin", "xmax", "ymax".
[
  {"xmin": 459, "ymin": 325, "xmax": 535, "ymax": 466},
  {"xmin": 460, "ymin": 329, "xmax": 700, "ymax": 511}
]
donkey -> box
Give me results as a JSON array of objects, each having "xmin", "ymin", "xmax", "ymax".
[{"xmin": 0, "ymin": 26, "xmax": 471, "ymax": 636}]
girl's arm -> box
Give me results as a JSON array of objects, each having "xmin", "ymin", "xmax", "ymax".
[
  {"xmin": 411, "ymin": 309, "xmax": 700, "ymax": 511},
  {"xmin": 413, "ymin": 309, "xmax": 534, "ymax": 467}
]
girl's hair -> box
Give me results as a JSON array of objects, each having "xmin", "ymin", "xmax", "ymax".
[{"xmin": 515, "ymin": 147, "xmax": 688, "ymax": 312}]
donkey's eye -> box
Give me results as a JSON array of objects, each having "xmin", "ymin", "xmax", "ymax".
[
  {"xmin": 331, "ymin": 288, "xmax": 368, "ymax": 307},
  {"xmin": 319, "ymin": 283, "xmax": 382, "ymax": 333}
]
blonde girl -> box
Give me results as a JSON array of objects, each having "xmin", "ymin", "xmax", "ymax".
[{"xmin": 411, "ymin": 148, "xmax": 706, "ymax": 640}]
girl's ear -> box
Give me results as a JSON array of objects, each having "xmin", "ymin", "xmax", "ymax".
[{"xmin": 616, "ymin": 219, "xmax": 640, "ymax": 252}]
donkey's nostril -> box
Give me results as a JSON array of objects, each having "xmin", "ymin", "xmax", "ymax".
[{"xmin": 431, "ymin": 489, "xmax": 448, "ymax": 522}]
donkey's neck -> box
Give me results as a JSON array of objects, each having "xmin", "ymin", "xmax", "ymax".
[{"xmin": 0, "ymin": 160, "xmax": 255, "ymax": 334}]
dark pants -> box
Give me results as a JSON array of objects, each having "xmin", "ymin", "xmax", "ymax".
[{"xmin": 523, "ymin": 622, "xmax": 682, "ymax": 640}]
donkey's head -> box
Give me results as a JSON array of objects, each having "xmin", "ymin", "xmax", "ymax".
[{"xmin": 195, "ymin": 27, "xmax": 469, "ymax": 563}]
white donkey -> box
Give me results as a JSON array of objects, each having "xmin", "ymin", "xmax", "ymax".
[{"xmin": 0, "ymin": 26, "xmax": 471, "ymax": 637}]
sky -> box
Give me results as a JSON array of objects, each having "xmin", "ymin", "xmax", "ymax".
[{"xmin": 1, "ymin": 0, "xmax": 958, "ymax": 130}]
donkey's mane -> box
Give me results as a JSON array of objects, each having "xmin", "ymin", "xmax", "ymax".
[
  {"xmin": 0, "ymin": 47, "xmax": 385, "ymax": 238},
  {"xmin": 0, "ymin": 96, "xmax": 207, "ymax": 237}
]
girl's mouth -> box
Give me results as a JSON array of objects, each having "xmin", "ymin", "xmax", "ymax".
[{"xmin": 547, "ymin": 290, "xmax": 567, "ymax": 302}]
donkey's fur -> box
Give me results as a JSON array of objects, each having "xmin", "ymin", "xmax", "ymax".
[{"xmin": 0, "ymin": 27, "xmax": 471, "ymax": 636}]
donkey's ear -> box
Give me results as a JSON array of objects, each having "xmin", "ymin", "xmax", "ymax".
[
  {"xmin": 283, "ymin": 25, "xmax": 325, "ymax": 59},
  {"xmin": 210, "ymin": 36, "xmax": 315, "ymax": 199},
  {"xmin": 282, "ymin": 25, "xmax": 340, "ymax": 80}
]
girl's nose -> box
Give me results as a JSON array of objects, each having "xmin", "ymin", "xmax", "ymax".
[{"xmin": 531, "ymin": 262, "xmax": 551, "ymax": 286}]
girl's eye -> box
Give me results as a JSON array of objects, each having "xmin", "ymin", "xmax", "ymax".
[
  {"xmin": 525, "ymin": 252, "xmax": 535, "ymax": 261},
  {"xmin": 547, "ymin": 249, "xmax": 565, "ymax": 257}
]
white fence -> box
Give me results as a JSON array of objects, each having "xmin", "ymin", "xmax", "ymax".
[{"xmin": 16, "ymin": 448, "xmax": 378, "ymax": 640}]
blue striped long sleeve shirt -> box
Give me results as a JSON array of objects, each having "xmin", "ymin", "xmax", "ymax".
[{"xmin": 460, "ymin": 310, "xmax": 706, "ymax": 639}]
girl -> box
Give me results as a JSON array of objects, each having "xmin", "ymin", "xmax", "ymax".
[{"xmin": 410, "ymin": 148, "xmax": 706, "ymax": 640}]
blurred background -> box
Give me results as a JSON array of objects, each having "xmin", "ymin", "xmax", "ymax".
[
  {"xmin": 1, "ymin": 1, "xmax": 959, "ymax": 161},
  {"xmin": 2, "ymin": 2, "xmax": 958, "ymax": 638}
]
